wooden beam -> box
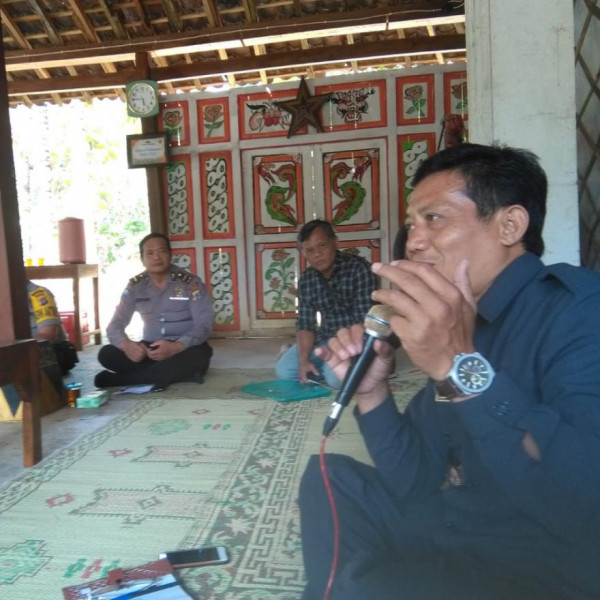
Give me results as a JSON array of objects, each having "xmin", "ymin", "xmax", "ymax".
[
  {"xmin": 161, "ymin": 0, "xmax": 183, "ymax": 32},
  {"xmin": 0, "ymin": 37, "xmax": 31, "ymax": 341},
  {"xmin": 201, "ymin": 0, "xmax": 221, "ymax": 27},
  {"xmin": 5, "ymin": 4, "xmax": 464, "ymax": 71},
  {"xmin": 7, "ymin": 34, "xmax": 465, "ymax": 96},
  {"xmin": 26, "ymin": 0, "xmax": 64, "ymax": 46},
  {"xmin": 68, "ymin": 0, "xmax": 98, "ymax": 41},
  {"xmin": 97, "ymin": 0, "xmax": 127, "ymax": 39},
  {"xmin": 426, "ymin": 23, "xmax": 445, "ymax": 65},
  {"xmin": 153, "ymin": 34, "xmax": 466, "ymax": 83}
]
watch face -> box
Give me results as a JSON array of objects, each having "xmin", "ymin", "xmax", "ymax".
[
  {"xmin": 456, "ymin": 355, "xmax": 492, "ymax": 393},
  {"xmin": 127, "ymin": 82, "xmax": 158, "ymax": 116}
]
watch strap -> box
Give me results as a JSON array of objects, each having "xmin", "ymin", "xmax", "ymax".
[{"xmin": 434, "ymin": 378, "xmax": 461, "ymax": 401}]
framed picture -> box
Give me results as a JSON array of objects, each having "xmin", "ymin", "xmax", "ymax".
[
  {"xmin": 159, "ymin": 101, "xmax": 190, "ymax": 147},
  {"xmin": 238, "ymin": 89, "xmax": 305, "ymax": 140},
  {"xmin": 444, "ymin": 71, "xmax": 468, "ymax": 120},
  {"xmin": 396, "ymin": 74, "xmax": 436, "ymax": 126},
  {"xmin": 197, "ymin": 97, "xmax": 230, "ymax": 144},
  {"xmin": 126, "ymin": 133, "xmax": 170, "ymax": 168},
  {"xmin": 316, "ymin": 79, "xmax": 387, "ymax": 131}
]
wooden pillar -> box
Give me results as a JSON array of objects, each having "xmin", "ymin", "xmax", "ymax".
[
  {"xmin": 135, "ymin": 52, "xmax": 167, "ymax": 234},
  {"xmin": 0, "ymin": 33, "xmax": 29, "ymax": 342}
]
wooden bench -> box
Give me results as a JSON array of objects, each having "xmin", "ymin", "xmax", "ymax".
[{"xmin": 0, "ymin": 339, "xmax": 42, "ymax": 467}]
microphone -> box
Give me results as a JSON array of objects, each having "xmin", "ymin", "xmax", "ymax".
[{"xmin": 322, "ymin": 304, "xmax": 394, "ymax": 437}]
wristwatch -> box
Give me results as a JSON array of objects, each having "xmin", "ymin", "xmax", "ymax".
[{"xmin": 434, "ymin": 352, "xmax": 495, "ymax": 401}]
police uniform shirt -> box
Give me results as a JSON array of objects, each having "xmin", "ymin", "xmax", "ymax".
[
  {"xmin": 27, "ymin": 280, "xmax": 66, "ymax": 341},
  {"xmin": 106, "ymin": 265, "xmax": 213, "ymax": 348}
]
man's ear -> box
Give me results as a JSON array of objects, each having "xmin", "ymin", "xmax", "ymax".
[{"xmin": 498, "ymin": 205, "xmax": 529, "ymax": 247}]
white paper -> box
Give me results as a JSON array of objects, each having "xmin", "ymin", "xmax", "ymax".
[{"xmin": 112, "ymin": 385, "xmax": 155, "ymax": 396}]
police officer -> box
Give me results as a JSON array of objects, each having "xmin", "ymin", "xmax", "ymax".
[
  {"xmin": 94, "ymin": 233, "xmax": 213, "ymax": 389},
  {"xmin": 27, "ymin": 280, "xmax": 67, "ymax": 343}
]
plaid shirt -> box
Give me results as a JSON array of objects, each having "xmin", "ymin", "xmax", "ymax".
[{"xmin": 297, "ymin": 251, "xmax": 376, "ymax": 344}]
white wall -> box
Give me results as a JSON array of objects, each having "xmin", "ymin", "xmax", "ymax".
[{"xmin": 466, "ymin": 0, "xmax": 579, "ymax": 265}]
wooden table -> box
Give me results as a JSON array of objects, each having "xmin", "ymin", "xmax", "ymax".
[
  {"xmin": 26, "ymin": 263, "xmax": 102, "ymax": 351},
  {"xmin": 0, "ymin": 339, "xmax": 42, "ymax": 466}
]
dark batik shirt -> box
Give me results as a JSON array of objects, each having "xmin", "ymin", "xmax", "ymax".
[{"xmin": 297, "ymin": 251, "xmax": 376, "ymax": 344}]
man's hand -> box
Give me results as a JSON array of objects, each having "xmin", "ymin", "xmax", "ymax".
[
  {"xmin": 371, "ymin": 259, "xmax": 476, "ymax": 381},
  {"xmin": 298, "ymin": 357, "xmax": 320, "ymax": 384},
  {"xmin": 314, "ymin": 324, "xmax": 395, "ymax": 413},
  {"xmin": 146, "ymin": 339, "xmax": 184, "ymax": 361},
  {"xmin": 121, "ymin": 338, "xmax": 148, "ymax": 363}
]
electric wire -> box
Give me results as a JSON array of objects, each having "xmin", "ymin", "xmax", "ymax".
[{"xmin": 319, "ymin": 434, "xmax": 340, "ymax": 600}]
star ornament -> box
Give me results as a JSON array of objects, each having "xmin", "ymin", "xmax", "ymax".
[{"xmin": 275, "ymin": 77, "xmax": 332, "ymax": 138}]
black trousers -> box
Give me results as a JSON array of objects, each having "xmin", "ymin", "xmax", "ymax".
[
  {"xmin": 97, "ymin": 341, "xmax": 212, "ymax": 387},
  {"xmin": 299, "ymin": 454, "xmax": 573, "ymax": 600}
]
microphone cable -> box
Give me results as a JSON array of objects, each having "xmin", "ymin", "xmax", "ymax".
[{"xmin": 319, "ymin": 434, "xmax": 339, "ymax": 600}]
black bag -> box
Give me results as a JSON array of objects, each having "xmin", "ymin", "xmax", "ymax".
[{"xmin": 52, "ymin": 340, "xmax": 79, "ymax": 375}]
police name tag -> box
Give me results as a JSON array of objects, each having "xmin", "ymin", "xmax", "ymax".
[{"xmin": 169, "ymin": 296, "xmax": 189, "ymax": 300}]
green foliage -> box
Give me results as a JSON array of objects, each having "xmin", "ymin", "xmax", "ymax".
[{"xmin": 9, "ymin": 99, "xmax": 150, "ymax": 269}]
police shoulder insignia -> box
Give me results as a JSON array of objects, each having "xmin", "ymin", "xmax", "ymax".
[
  {"xmin": 129, "ymin": 271, "xmax": 148, "ymax": 285},
  {"xmin": 172, "ymin": 270, "xmax": 192, "ymax": 283}
]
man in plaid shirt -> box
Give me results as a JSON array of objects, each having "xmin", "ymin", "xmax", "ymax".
[{"xmin": 275, "ymin": 219, "xmax": 376, "ymax": 388}]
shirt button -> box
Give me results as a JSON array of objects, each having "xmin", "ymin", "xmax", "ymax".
[{"xmin": 494, "ymin": 402, "xmax": 510, "ymax": 416}]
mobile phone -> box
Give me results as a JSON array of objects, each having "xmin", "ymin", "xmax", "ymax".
[{"xmin": 158, "ymin": 546, "xmax": 230, "ymax": 568}]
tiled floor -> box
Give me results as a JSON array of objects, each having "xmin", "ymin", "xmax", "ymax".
[{"xmin": 0, "ymin": 336, "xmax": 293, "ymax": 487}]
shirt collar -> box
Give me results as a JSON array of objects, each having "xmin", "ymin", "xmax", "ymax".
[{"xmin": 477, "ymin": 253, "xmax": 544, "ymax": 322}]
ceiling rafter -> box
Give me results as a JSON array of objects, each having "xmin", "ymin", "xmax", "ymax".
[
  {"xmin": 97, "ymin": 0, "xmax": 128, "ymax": 39},
  {"xmin": 6, "ymin": 33, "xmax": 465, "ymax": 97},
  {"xmin": 160, "ymin": 0, "xmax": 183, "ymax": 32},
  {"xmin": 67, "ymin": 0, "xmax": 126, "ymax": 101},
  {"xmin": 26, "ymin": 0, "xmax": 64, "ymax": 47},
  {"xmin": 1, "ymin": 0, "xmax": 466, "ymax": 106}
]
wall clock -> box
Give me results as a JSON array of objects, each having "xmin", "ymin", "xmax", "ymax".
[{"xmin": 125, "ymin": 80, "xmax": 159, "ymax": 118}]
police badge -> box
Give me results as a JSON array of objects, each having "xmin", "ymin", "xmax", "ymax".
[{"xmin": 170, "ymin": 283, "xmax": 189, "ymax": 301}]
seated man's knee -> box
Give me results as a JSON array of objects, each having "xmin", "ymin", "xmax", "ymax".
[
  {"xmin": 275, "ymin": 347, "xmax": 298, "ymax": 380},
  {"xmin": 322, "ymin": 367, "xmax": 341, "ymax": 390},
  {"xmin": 97, "ymin": 344, "xmax": 119, "ymax": 366}
]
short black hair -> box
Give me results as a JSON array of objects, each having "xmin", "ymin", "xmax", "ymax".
[
  {"xmin": 413, "ymin": 143, "xmax": 547, "ymax": 257},
  {"xmin": 298, "ymin": 219, "xmax": 337, "ymax": 244},
  {"xmin": 139, "ymin": 232, "xmax": 171, "ymax": 257}
]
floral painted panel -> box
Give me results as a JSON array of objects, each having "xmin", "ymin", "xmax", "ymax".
[
  {"xmin": 204, "ymin": 246, "xmax": 240, "ymax": 331},
  {"xmin": 171, "ymin": 248, "xmax": 197, "ymax": 273},
  {"xmin": 199, "ymin": 152, "xmax": 235, "ymax": 239},
  {"xmin": 323, "ymin": 148, "xmax": 380, "ymax": 231},
  {"xmin": 444, "ymin": 71, "xmax": 468, "ymax": 121},
  {"xmin": 197, "ymin": 97, "xmax": 230, "ymax": 143},
  {"xmin": 396, "ymin": 74, "xmax": 436, "ymax": 126},
  {"xmin": 253, "ymin": 153, "xmax": 304, "ymax": 234},
  {"xmin": 397, "ymin": 133, "xmax": 436, "ymax": 220},
  {"xmin": 164, "ymin": 154, "xmax": 194, "ymax": 241},
  {"xmin": 338, "ymin": 239, "xmax": 381, "ymax": 265},
  {"xmin": 238, "ymin": 90, "xmax": 302, "ymax": 140},
  {"xmin": 159, "ymin": 101, "xmax": 190, "ymax": 147},
  {"xmin": 255, "ymin": 243, "xmax": 299, "ymax": 320},
  {"xmin": 316, "ymin": 79, "xmax": 387, "ymax": 131}
]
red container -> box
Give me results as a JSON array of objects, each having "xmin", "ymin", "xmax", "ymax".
[{"xmin": 60, "ymin": 311, "xmax": 89, "ymax": 345}]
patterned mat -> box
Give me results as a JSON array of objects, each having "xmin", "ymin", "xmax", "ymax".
[{"xmin": 0, "ymin": 366, "xmax": 426, "ymax": 599}]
